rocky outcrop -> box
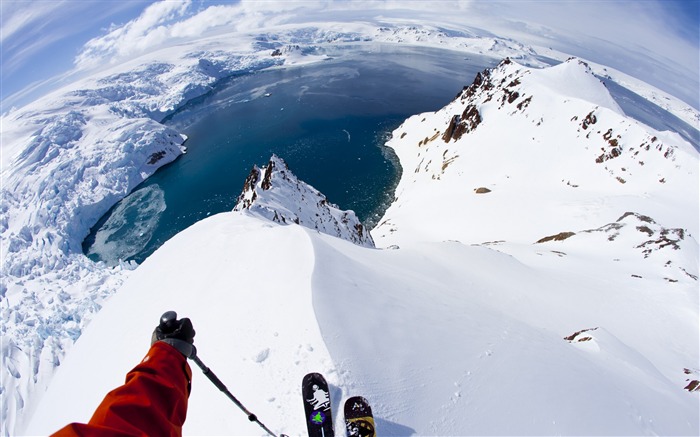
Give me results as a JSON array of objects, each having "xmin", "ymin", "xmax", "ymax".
[
  {"xmin": 536, "ymin": 212, "xmax": 697, "ymax": 282},
  {"xmin": 684, "ymin": 368, "xmax": 700, "ymax": 392},
  {"xmin": 564, "ymin": 327, "xmax": 599, "ymax": 343},
  {"xmin": 441, "ymin": 58, "xmax": 532, "ymax": 143},
  {"xmin": 234, "ymin": 155, "xmax": 375, "ymax": 248},
  {"xmin": 536, "ymin": 232, "xmax": 576, "ymax": 243},
  {"xmin": 583, "ymin": 212, "xmax": 689, "ymax": 258},
  {"xmin": 442, "ymin": 105, "xmax": 482, "ymax": 143}
]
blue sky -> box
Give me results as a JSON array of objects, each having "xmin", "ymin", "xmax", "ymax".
[
  {"xmin": 1, "ymin": 1, "xmax": 149, "ymax": 106},
  {"xmin": 1, "ymin": 0, "xmax": 698, "ymax": 110},
  {"xmin": 664, "ymin": 0, "xmax": 700, "ymax": 41}
]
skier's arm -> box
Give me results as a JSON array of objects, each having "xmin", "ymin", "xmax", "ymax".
[
  {"xmin": 51, "ymin": 341, "xmax": 192, "ymax": 437},
  {"xmin": 51, "ymin": 312, "xmax": 196, "ymax": 437}
]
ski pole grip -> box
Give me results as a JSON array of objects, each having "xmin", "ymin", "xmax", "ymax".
[{"xmin": 159, "ymin": 311, "xmax": 178, "ymax": 333}]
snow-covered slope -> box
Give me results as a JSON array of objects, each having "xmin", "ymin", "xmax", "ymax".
[
  {"xmin": 3, "ymin": 22, "xmax": 699, "ymax": 436},
  {"xmin": 26, "ymin": 208, "xmax": 698, "ymax": 435},
  {"xmin": 234, "ymin": 155, "xmax": 374, "ymax": 248},
  {"xmin": 374, "ymin": 58, "xmax": 697, "ymax": 249},
  {"xmin": 24, "ymin": 212, "xmax": 332, "ymax": 436}
]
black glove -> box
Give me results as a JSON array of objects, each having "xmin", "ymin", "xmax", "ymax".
[{"xmin": 151, "ymin": 311, "xmax": 196, "ymax": 358}]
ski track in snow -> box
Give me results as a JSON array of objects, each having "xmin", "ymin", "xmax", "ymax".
[{"xmin": 1, "ymin": 20, "xmax": 698, "ymax": 437}]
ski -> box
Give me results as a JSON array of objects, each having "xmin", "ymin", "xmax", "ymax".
[
  {"xmin": 344, "ymin": 396, "xmax": 376, "ymax": 437},
  {"xmin": 302, "ymin": 372, "xmax": 334, "ymax": 437}
]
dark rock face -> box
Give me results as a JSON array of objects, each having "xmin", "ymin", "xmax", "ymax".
[
  {"xmin": 564, "ymin": 327, "xmax": 598, "ymax": 342},
  {"xmin": 462, "ymin": 105, "xmax": 482, "ymax": 131},
  {"xmin": 147, "ymin": 151, "xmax": 167, "ymax": 165},
  {"xmin": 581, "ymin": 111, "xmax": 597, "ymax": 130},
  {"xmin": 591, "ymin": 212, "xmax": 690, "ymax": 260},
  {"xmin": 442, "ymin": 115, "xmax": 460, "ymax": 142},
  {"xmin": 442, "ymin": 105, "xmax": 481, "ymax": 143},
  {"xmin": 237, "ymin": 167, "xmax": 260, "ymax": 209},
  {"xmin": 261, "ymin": 159, "xmax": 275, "ymax": 190},
  {"xmin": 536, "ymin": 232, "xmax": 576, "ymax": 243},
  {"xmin": 462, "ymin": 69, "xmax": 493, "ymax": 101}
]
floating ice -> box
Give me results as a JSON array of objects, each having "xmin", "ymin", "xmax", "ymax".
[{"xmin": 86, "ymin": 185, "xmax": 166, "ymax": 266}]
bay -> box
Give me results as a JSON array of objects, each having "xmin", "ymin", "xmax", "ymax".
[{"xmin": 83, "ymin": 46, "xmax": 498, "ymax": 265}]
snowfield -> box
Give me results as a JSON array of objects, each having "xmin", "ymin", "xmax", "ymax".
[
  {"xmin": 1, "ymin": 19, "xmax": 699, "ymax": 437},
  {"xmin": 26, "ymin": 209, "xmax": 699, "ymax": 435}
]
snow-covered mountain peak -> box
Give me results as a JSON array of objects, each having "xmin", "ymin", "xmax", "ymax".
[
  {"xmin": 525, "ymin": 57, "xmax": 623, "ymax": 114},
  {"xmin": 450, "ymin": 57, "xmax": 622, "ymax": 125},
  {"xmin": 234, "ymin": 155, "xmax": 374, "ymax": 248},
  {"xmin": 373, "ymin": 58, "xmax": 697, "ymax": 249}
]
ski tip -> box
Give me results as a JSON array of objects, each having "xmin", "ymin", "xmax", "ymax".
[
  {"xmin": 344, "ymin": 396, "xmax": 372, "ymax": 411},
  {"xmin": 302, "ymin": 372, "xmax": 326, "ymax": 381},
  {"xmin": 344, "ymin": 396, "xmax": 376, "ymax": 437}
]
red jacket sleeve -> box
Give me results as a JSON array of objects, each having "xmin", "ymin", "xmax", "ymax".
[{"xmin": 51, "ymin": 341, "xmax": 192, "ymax": 437}]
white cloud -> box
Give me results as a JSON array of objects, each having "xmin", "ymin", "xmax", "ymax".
[
  {"xmin": 72, "ymin": 1, "xmax": 477, "ymax": 69},
  {"xmin": 75, "ymin": 0, "xmax": 193, "ymax": 68},
  {"xmin": 476, "ymin": 1, "xmax": 697, "ymax": 67},
  {"xmin": 73, "ymin": 0, "xmax": 316, "ymax": 69}
]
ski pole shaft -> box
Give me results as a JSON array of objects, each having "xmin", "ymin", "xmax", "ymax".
[{"xmin": 190, "ymin": 355, "xmax": 280, "ymax": 437}]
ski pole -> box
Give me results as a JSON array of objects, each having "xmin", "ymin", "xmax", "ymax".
[{"xmin": 190, "ymin": 354, "xmax": 281, "ymax": 437}]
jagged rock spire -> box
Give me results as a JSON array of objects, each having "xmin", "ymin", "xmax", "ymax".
[{"xmin": 234, "ymin": 155, "xmax": 375, "ymax": 248}]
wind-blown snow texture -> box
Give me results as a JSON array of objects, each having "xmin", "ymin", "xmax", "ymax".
[{"xmin": 2, "ymin": 22, "xmax": 698, "ymax": 436}]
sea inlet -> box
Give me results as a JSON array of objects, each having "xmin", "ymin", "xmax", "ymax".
[{"xmin": 82, "ymin": 45, "xmax": 500, "ymax": 265}]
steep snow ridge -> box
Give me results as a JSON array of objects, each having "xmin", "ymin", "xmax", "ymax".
[
  {"xmin": 25, "ymin": 210, "xmax": 698, "ymax": 435},
  {"xmin": 373, "ymin": 58, "xmax": 698, "ymax": 247},
  {"xmin": 25, "ymin": 213, "xmax": 336, "ymax": 437},
  {"xmin": 234, "ymin": 155, "xmax": 374, "ymax": 248},
  {"xmin": 525, "ymin": 58, "xmax": 623, "ymax": 114},
  {"xmin": 534, "ymin": 45, "xmax": 700, "ymax": 129}
]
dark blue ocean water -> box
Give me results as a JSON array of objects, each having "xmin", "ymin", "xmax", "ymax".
[{"xmin": 84, "ymin": 46, "xmax": 498, "ymax": 265}]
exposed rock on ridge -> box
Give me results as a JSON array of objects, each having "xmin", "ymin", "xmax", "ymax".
[
  {"xmin": 234, "ymin": 155, "xmax": 375, "ymax": 248},
  {"xmin": 374, "ymin": 57, "xmax": 698, "ymax": 285},
  {"xmin": 535, "ymin": 212, "xmax": 697, "ymax": 282}
]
